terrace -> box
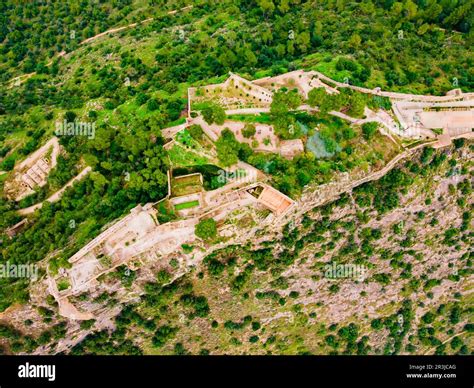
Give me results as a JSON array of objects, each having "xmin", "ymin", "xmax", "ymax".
[{"xmin": 170, "ymin": 173, "xmax": 203, "ymax": 197}]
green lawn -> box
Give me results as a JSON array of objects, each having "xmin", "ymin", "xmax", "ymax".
[{"xmin": 174, "ymin": 200, "xmax": 200, "ymax": 210}]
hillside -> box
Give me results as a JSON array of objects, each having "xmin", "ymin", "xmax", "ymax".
[{"xmin": 0, "ymin": 0, "xmax": 472, "ymax": 357}]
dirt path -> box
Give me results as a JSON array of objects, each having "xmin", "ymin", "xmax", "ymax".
[
  {"xmin": 77, "ymin": 5, "xmax": 194, "ymax": 46},
  {"xmin": 18, "ymin": 166, "xmax": 92, "ymax": 215},
  {"xmin": 423, "ymin": 331, "xmax": 466, "ymax": 355},
  {"xmin": 5, "ymin": 6, "xmax": 193, "ymax": 88},
  {"xmin": 79, "ymin": 18, "xmax": 154, "ymax": 45},
  {"xmin": 6, "ymin": 52, "xmax": 67, "ymax": 89},
  {"xmin": 224, "ymin": 105, "xmax": 317, "ymax": 116},
  {"xmin": 15, "ymin": 137, "xmax": 59, "ymax": 171}
]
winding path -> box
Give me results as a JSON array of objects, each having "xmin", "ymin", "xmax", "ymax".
[
  {"xmin": 5, "ymin": 6, "xmax": 193, "ymax": 88},
  {"xmin": 18, "ymin": 166, "xmax": 92, "ymax": 215}
]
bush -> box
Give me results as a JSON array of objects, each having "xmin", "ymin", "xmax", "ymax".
[
  {"xmin": 1, "ymin": 156, "xmax": 15, "ymax": 171},
  {"xmin": 156, "ymin": 269, "xmax": 171, "ymax": 285},
  {"xmin": 242, "ymin": 123, "xmax": 256, "ymax": 138},
  {"xmin": 195, "ymin": 218, "xmax": 217, "ymax": 240},
  {"xmin": 80, "ymin": 320, "xmax": 96, "ymax": 330},
  {"xmin": 152, "ymin": 325, "xmax": 177, "ymax": 348},
  {"xmin": 251, "ymin": 322, "xmax": 261, "ymax": 331},
  {"xmin": 361, "ymin": 122, "xmax": 378, "ymax": 140},
  {"xmin": 147, "ymin": 98, "xmax": 160, "ymax": 111},
  {"xmin": 464, "ymin": 323, "xmax": 474, "ymax": 332},
  {"xmin": 202, "ymin": 102, "xmax": 226, "ymax": 125},
  {"xmin": 450, "ymin": 336, "xmax": 463, "ymax": 350},
  {"xmin": 371, "ymin": 319, "xmax": 383, "ymax": 330},
  {"xmin": 188, "ymin": 124, "xmax": 204, "ymax": 140},
  {"xmin": 421, "ymin": 312, "xmax": 435, "ymax": 324},
  {"xmin": 249, "ymin": 335, "xmax": 259, "ymax": 343},
  {"xmin": 449, "ymin": 304, "xmax": 461, "ymax": 324}
]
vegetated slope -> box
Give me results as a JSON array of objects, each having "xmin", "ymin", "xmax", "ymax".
[
  {"xmin": 114, "ymin": 142, "xmax": 471, "ymax": 355},
  {"xmin": 1, "ymin": 0, "xmax": 473, "ymax": 87},
  {"xmin": 0, "ymin": 0, "xmax": 473, "ymax": 352},
  {"xmin": 0, "ymin": 0, "xmax": 183, "ymax": 79},
  {"xmin": 1, "ymin": 141, "xmax": 465, "ymax": 356}
]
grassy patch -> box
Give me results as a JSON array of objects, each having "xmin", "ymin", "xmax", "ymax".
[
  {"xmin": 226, "ymin": 113, "xmax": 272, "ymax": 124},
  {"xmin": 171, "ymin": 174, "xmax": 203, "ymax": 197},
  {"xmin": 175, "ymin": 200, "xmax": 200, "ymax": 210},
  {"xmin": 168, "ymin": 144, "xmax": 209, "ymax": 167}
]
